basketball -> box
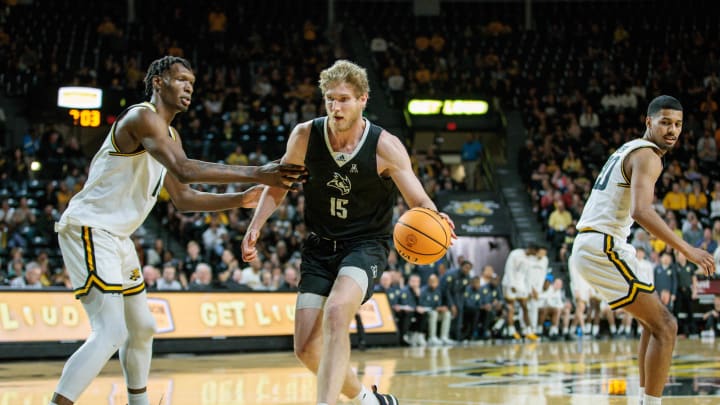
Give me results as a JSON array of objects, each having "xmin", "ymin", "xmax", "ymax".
[{"xmin": 393, "ymin": 207, "xmax": 451, "ymax": 265}]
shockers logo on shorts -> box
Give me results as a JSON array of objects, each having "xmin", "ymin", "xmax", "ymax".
[{"xmin": 129, "ymin": 268, "xmax": 141, "ymax": 281}]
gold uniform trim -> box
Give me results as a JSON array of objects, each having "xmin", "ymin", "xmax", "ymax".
[
  {"xmin": 109, "ymin": 102, "xmax": 159, "ymax": 156},
  {"xmin": 74, "ymin": 226, "xmax": 122, "ymax": 298},
  {"xmin": 620, "ymin": 145, "xmax": 658, "ymax": 185},
  {"xmin": 603, "ymin": 234, "xmax": 655, "ymax": 309},
  {"xmin": 123, "ymin": 281, "xmax": 147, "ymax": 296}
]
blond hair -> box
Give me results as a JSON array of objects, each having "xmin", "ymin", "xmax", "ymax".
[{"xmin": 318, "ymin": 60, "xmax": 370, "ymax": 97}]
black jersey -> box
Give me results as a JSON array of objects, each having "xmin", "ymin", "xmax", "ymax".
[{"xmin": 303, "ymin": 117, "xmax": 397, "ymax": 241}]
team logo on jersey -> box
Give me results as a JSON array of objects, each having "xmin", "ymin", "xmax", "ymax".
[
  {"xmin": 370, "ymin": 264, "xmax": 378, "ymax": 279},
  {"xmin": 327, "ymin": 172, "xmax": 351, "ymax": 195},
  {"xmin": 129, "ymin": 268, "xmax": 141, "ymax": 281},
  {"xmin": 350, "ymin": 164, "xmax": 358, "ymax": 173}
]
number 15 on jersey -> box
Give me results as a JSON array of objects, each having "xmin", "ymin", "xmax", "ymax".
[{"xmin": 330, "ymin": 197, "xmax": 348, "ymax": 219}]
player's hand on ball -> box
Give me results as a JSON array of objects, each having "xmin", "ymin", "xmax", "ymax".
[
  {"xmin": 239, "ymin": 185, "xmax": 266, "ymax": 208},
  {"xmin": 437, "ymin": 211, "xmax": 457, "ymax": 241}
]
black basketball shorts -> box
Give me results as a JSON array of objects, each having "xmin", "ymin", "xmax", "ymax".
[{"xmin": 300, "ymin": 233, "xmax": 390, "ymax": 303}]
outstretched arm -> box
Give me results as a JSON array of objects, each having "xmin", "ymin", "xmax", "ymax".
[
  {"xmin": 241, "ymin": 121, "xmax": 312, "ymax": 262},
  {"xmin": 377, "ymin": 131, "xmax": 456, "ymax": 237},
  {"xmin": 122, "ymin": 109, "xmax": 306, "ymax": 188},
  {"xmin": 629, "ymin": 148, "xmax": 715, "ymax": 275}
]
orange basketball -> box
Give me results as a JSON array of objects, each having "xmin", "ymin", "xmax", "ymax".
[{"xmin": 393, "ymin": 207, "xmax": 451, "ymax": 265}]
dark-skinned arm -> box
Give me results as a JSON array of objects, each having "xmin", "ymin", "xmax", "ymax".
[
  {"xmin": 163, "ymin": 172, "xmax": 265, "ymax": 212},
  {"xmin": 128, "ymin": 109, "xmax": 306, "ymax": 188},
  {"xmin": 629, "ymin": 148, "xmax": 715, "ymax": 276}
]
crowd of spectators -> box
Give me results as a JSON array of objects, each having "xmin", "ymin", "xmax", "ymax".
[{"xmin": 4, "ymin": 0, "xmax": 720, "ymax": 344}]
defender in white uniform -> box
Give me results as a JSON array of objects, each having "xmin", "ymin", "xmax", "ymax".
[
  {"xmin": 502, "ymin": 245, "xmax": 538, "ymax": 340},
  {"xmin": 570, "ymin": 96, "xmax": 714, "ymax": 405},
  {"xmin": 50, "ymin": 56, "xmax": 307, "ymax": 405}
]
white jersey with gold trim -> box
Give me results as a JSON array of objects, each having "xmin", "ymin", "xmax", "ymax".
[
  {"xmin": 59, "ymin": 102, "xmax": 172, "ymax": 237},
  {"xmin": 576, "ymin": 138, "xmax": 659, "ymax": 240}
]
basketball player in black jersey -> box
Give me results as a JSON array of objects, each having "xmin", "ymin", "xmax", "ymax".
[{"xmin": 242, "ymin": 60, "xmax": 455, "ymax": 405}]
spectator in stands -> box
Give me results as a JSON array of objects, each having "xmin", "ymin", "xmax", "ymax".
[
  {"xmin": 202, "ymin": 213, "xmax": 228, "ymax": 260},
  {"xmin": 240, "ymin": 255, "xmax": 263, "ymax": 290},
  {"xmin": 461, "ymin": 275, "xmax": 484, "ymax": 342},
  {"xmin": 688, "ymin": 181, "xmax": 708, "ymax": 215},
  {"xmin": 188, "ymin": 263, "xmax": 214, "ymax": 291},
  {"xmin": 654, "ymin": 252, "xmax": 677, "ymax": 311},
  {"xmin": 697, "ymin": 228, "xmax": 717, "ymax": 253},
  {"xmin": 663, "ymin": 182, "xmax": 688, "ymax": 214},
  {"xmin": 547, "ymin": 201, "xmax": 573, "ymax": 254},
  {"xmin": 224, "ymin": 268, "xmax": 252, "ymax": 291},
  {"xmin": 144, "ymin": 238, "xmax": 166, "ymax": 268},
  {"xmin": 421, "ymin": 274, "xmax": 453, "ymax": 346},
  {"xmin": 157, "ymin": 263, "xmax": 182, "ymax": 291},
  {"xmin": 225, "ymin": 145, "xmax": 249, "ymax": 166},
  {"xmin": 277, "ymin": 265, "xmax": 299, "ymax": 292},
  {"xmin": 672, "ymin": 251, "xmax": 697, "ymax": 337},
  {"xmin": 216, "ymin": 248, "xmax": 239, "ymax": 283},
  {"xmin": 711, "ymin": 186, "xmax": 720, "ymax": 221},
  {"xmin": 632, "ymin": 229, "xmax": 653, "ymax": 257},
  {"xmin": 460, "ymin": 133, "xmax": 483, "ymax": 191},
  {"xmin": 9, "ymin": 261, "xmax": 42, "ymax": 289},
  {"xmin": 180, "ymin": 240, "xmax": 203, "ymax": 288},
  {"xmin": 701, "ymin": 295, "xmax": 720, "ymax": 338},
  {"xmin": 697, "ymin": 129, "xmax": 718, "ymax": 172},
  {"xmin": 578, "ymin": 104, "xmax": 600, "ymax": 134},
  {"xmin": 142, "ymin": 265, "xmax": 159, "ymax": 291},
  {"xmin": 0, "ymin": 197, "xmax": 14, "ymax": 230},
  {"xmin": 397, "ymin": 273, "xmax": 425, "ymax": 346},
  {"xmin": 443, "ymin": 259, "xmax": 473, "ymax": 341},
  {"xmin": 682, "ymin": 211, "xmax": 704, "ymax": 247},
  {"xmin": 537, "ymin": 275, "xmax": 565, "ymax": 340}
]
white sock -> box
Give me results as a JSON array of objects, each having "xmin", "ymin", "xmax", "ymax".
[
  {"xmin": 352, "ymin": 385, "xmax": 379, "ymax": 405},
  {"xmin": 128, "ymin": 391, "xmax": 149, "ymax": 405},
  {"xmin": 643, "ymin": 393, "xmax": 661, "ymax": 405},
  {"xmin": 562, "ymin": 327, "xmax": 568, "ymax": 335},
  {"xmin": 639, "ymin": 387, "xmax": 644, "ymax": 405},
  {"xmin": 592, "ymin": 324, "xmax": 599, "ymax": 336},
  {"xmin": 550, "ymin": 326, "xmax": 558, "ymax": 335},
  {"xmin": 508, "ymin": 325, "xmax": 517, "ymax": 335},
  {"xmin": 610, "ymin": 325, "xmax": 617, "ymax": 334}
]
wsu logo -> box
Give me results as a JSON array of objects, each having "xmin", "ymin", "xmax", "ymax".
[{"xmin": 327, "ymin": 172, "xmax": 351, "ymax": 195}]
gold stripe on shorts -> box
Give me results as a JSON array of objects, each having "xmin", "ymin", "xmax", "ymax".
[
  {"xmin": 603, "ymin": 234, "xmax": 654, "ymax": 309},
  {"xmin": 123, "ymin": 281, "xmax": 146, "ymax": 296},
  {"xmin": 75, "ymin": 226, "xmax": 122, "ymax": 298}
]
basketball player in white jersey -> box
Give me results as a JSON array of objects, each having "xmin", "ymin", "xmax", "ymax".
[
  {"xmin": 501, "ymin": 244, "xmax": 538, "ymax": 340},
  {"xmin": 50, "ymin": 56, "xmax": 307, "ymax": 405},
  {"xmin": 526, "ymin": 245, "xmax": 549, "ymax": 336},
  {"xmin": 570, "ymin": 95, "xmax": 714, "ymax": 405}
]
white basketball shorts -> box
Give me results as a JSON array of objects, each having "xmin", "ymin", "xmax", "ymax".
[
  {"xmin": 56, "ymin": 222, "xmax": 145, "ymax": 299},
  {"xmin": 569, "ymin": 230, "xmax": 654, "ymax": 310}
]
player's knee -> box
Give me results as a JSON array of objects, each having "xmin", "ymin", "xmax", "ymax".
[
  {"xmin": 323, "ymin": 301, "xmax": 353, "ymax": 333},
  {"xmin": 294, "ymin": 339, "xmax": 319, "ymax": 364},
  {"xmin": 129, "ymin": 313, "xmax": 156, "ymax": 341},
  {"xmin": 661, "ymin": 313, "xmax": 678, "ymax": 339},
  {"xmin": 102, "ymin": 322, "xmax": 129, "ymax": 351}
]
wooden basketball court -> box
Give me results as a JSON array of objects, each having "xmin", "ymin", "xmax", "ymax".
[{"xmin": 1, "ymin": 338, "xmax": 719, "ymax": 404}]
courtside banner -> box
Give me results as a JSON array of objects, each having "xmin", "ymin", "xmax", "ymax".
[
  {"xmin": 435, "ymin": 191, "xmax": 513, "ymax": 236},
  {"xmin": 0, "ymin": 291, "xmax": 396, "ymax": 342}
]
